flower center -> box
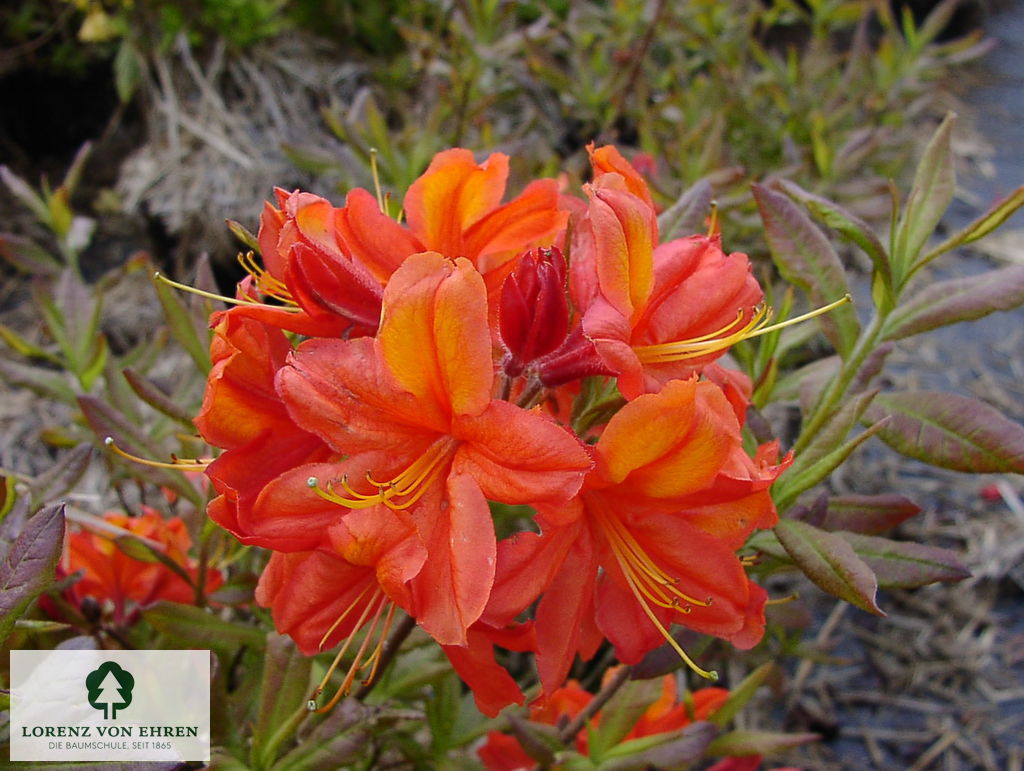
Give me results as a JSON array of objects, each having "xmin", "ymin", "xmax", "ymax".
[
  {"xmin": 237, "ymin": 251, "xmax": 296, "ymax": 305},
  {"xmin": 633, "ymin": 294, "xmax": 851, "ymax": 364},
  {"xmin": 308, "ymin": 438, "xmax": 457, "ymax": 511},
  {"xmin": 590, "ymin": 500, "xmax": 718, "ymax": 681}
]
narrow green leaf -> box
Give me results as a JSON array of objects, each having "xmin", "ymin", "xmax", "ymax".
[
  {"xmin": 598, "ymin": 722, "xmax": 718, "ymax": 769},
  {"xmin": 882, "ymin": 265, "xmax": 1024, "ymax": 340},
  {"xmin": 656, "ymin": 179, "xmax": 713, "ymax": 241},
  {"xmin": 822, "ymin": 494, "xmax": 921, "ymax": 534},
  {"xmin": 0, "ymin": 358, "xmax": 78, "ymax": 404},
  {"xmin": 0, "ymin": 503, "xmax": 66, "ymax": 647},
  {"xmin": 892, "ymin": 113, "xmax": 956, "ymax": 276},
  {"xmin": 144, "ymin": 601, "xmax": 266, "ymax": 652},
  {"xmin": 252, "ymin": 634, "xmax": 313, "ymax": 769},
  {"xmin": 28, "ymin": 444, "xmax": 93, "ymax": 510},
  {"xmin": 864, "ymin": 391, "xmax": 1024, "ymax": 473},
  {"xmin": 122, "ymin": 368, "xmax": 196, "ymax": 426},
  {"xmin": 706, "ymin": 729, "xmax": 820, "ymax": 757},
  {"xmin": 0, "ymin": 165, "xmax": 50, "ymax": 223},
  {"xmin": 926, "ymin": 185, "xmax": 1024, "ymax": 261},
  {"xmin": 114, "ymin": 534, "xmax": 196, "ymax": 590},
  {"xmin": 153, "ymin": 272, "xmax": 212, "ymax": 374},
  {"xmin": 0, "ymin": 324, "xmax": 62, "ymax": 363},
  {"xmin": 0, "ymin": 233, "xmax": 63, "ymax": 275},
  {"xmin": 0, "ymin": 475, "xmax": 15, "ymax": 522},
  {"xmin": 776, "ymin": 178, "xmax": 891, "ymax": 292},
  {"xmin": 114, "ymin": 39, "xmax": 142, "ymax": 103},
  {"xmin": 783, "ymin": 390, "xmax": 879, "ymax": 485},
  {"xmin": 708, "ymin": 663, "xmax": 777, "ymax": 728},
  {"xmin": 774, "ymin": 417, "xmax": 889, "ymax": 512},
  {"xmin": 774, "ymin": 519, "xmax": 884, "ymax": 616},
  {"xmin": 226, "ymin": 219, "xmax": 261, "ymax": 252},
  {"xmin": 752, "ymin": 184, "xmax": 859, "ymax": 357},
  {"xmin": 589, "ymin": 676, "xmax": 663, "ymax": 758},
  {"xmin": 839, "ymin": 532, "xmax": 970, "ymax": 588}
]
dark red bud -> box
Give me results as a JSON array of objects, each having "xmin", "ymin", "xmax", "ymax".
[{"xmin": 499, "ymin": 248, "xmax": 570, "ymax": 375}]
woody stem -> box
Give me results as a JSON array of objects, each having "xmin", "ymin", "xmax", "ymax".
[{"xmin": 557, "ymin": 665, "xmax": 633, "ymax": 745}]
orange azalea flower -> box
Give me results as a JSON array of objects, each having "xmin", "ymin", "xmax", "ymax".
[
  {"xmin": 231, "ymin": 150, "xmax": 568, "ymax": 337},
  {"xmin": 573, "ymin": 161, "xmax": 764, "ymax": 399},
  {"xmin": 274, "ymin": 252, "xmax": 592, "ymax": 646},
  {"xmin": 483, "ymin": 377, "xmax": 788, "ymax": 694},
  {"xmin": 195, "ymin": 313, "xmax": 331, "ymax": 551},
  {"xmin": 478, "ymin": 674, "xmax": 730, "ymax": 770},
  {"xmin": 258, "ymin": 541, "xmax": 536, "ymax": 716},
  {"xmin": 63, "ymin": 508, "xmax": 222, "ymax": 624}
]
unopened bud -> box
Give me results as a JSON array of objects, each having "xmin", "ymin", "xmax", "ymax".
[{"xmin": 499, "ymin": 248, "xmax": 570, "ymax": 376}]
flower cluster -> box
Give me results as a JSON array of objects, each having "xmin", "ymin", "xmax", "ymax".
[
  {"xmin": 194, "ymin": 146, "xmax": 790, "ymax": 716},
  {"xmin": 59, "ymin": 508, "xmax": 222, "ymax": 626}
]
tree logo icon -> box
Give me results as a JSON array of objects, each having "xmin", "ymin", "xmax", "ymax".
[{"xmin": 86, "ymin": 662, "xmax": 135, "ymax": 719}]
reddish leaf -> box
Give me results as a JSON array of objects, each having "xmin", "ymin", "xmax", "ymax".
[
  {"xmin": 882, "ymin": 266, "xmax": 1024, "ymax": 340},
  {"xmin": 865, "ymin": 391, "xmax": 1024, "ymax": 473},
  {"xmin": 707, "ymin": 729, "xmax": 820, "ymax": 757},
  {"xmin": 823, "ymin": 495, "xmax": 922, "ymax": 534},
  {"xmin": 776, "ymin": 178, "xmax": 891, "ymax": 291},
  {"xmin": 0, "ymin": 503, "xmax": 65, "ymax": 646},
  {"xmin": 774, "ymin": 519, "xmax": 884, "ymax": 616},
  {"xmin": 657, "ymin": 179, "xmax": 713, "ymax": 241},
  {"xmin": 752, "ymin": 184, "xmax": 859, "ymax": 357},
  {"xmin": 839, "ymin": 532, "xmax": 970, "ymax": 588}
]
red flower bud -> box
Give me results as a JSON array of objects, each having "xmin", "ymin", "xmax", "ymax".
[{"xmin": 499, "ymin": 248, "xmax": 570, "ymax": 376}]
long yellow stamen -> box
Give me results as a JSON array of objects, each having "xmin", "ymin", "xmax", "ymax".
[
  {"xmin": 104, "ymin": 437, "xmax": 211, "ymax": 472},
  {"xmin": 307, "ymin": 589, "xmax": 396, "ymax": 714},
  {"xmin": 153, "ymin": 272, "xmax": 302, "ymax": 313},
  {"xmin": 370, "ymin": 148, "xmax": 387, "ymax": 216},
  {"xmin": 236, "ymin": 251, "xmax": 295, "ymax": 304},
  {"xmin": 591, "ymin": 503, "xmax": 718, "ymax": 681},
  {"xmin": 308, "ymin": 439, "xmax": 454, "ymax": 511},
  {"xmin": 634, "ymin": 294, "xmax": 852, "ymax": 364}
]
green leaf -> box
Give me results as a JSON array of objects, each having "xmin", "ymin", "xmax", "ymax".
[
  {"xmin": 892, "ymin": 113, "xmax": 956, "ymax": 278},
  {"xmin": 114, "ymin": 534, "xmax": 196, "ymax": 591},
  {"xmin": 273, "ymin": 701, "xmax": 410, "ymax": 771},
  {"xmin": 144, "ymin": 601, "xmax": 266, "ymax": 653},
  {"xmin": 0, "ymin": 503, "xmax": 66, "ymax": 647},
  {"xmin": 839, "ymin": 532, "xmax": 970, "ymax": 588},
  {"xmin": 708, "ymin": 663, "xmax": 777, "ymax": 728},
  {"xmin": 774, "ymin": 518, "xmax": 884, "ymax": 616},
  {"xmin": 114, "ymin": 39, "xmax": 143, "ymax": 103},
  {"xmin": 152, "ymin": 271, "xmax": 212, "ymax": 375},
  {"xmin": 0, "ymin": 233, "xmax": 63, "ymax": 275},
  {"xmin": 0, "ymin": 165, "xmax": 49, "ymax": 223},
  {"xmin": 864, "ymin": 391, "xmax": 1024, "ymax": 473},
  {"xmin": 597, "ymin": 722, "xmax": 718, "ymax": 769},
  {"xmin": 656, "ymin": 179, "xmax": 713, "ymax": 241},
  {"xmin": 776, "ymin": 178, "xmax": 891, "ymax": 293},
  {"xmin": 589, "ymin": 676, "xmax": 663, "ymax": 758},
  {"xmin": 226, "ymin": 219, "xmax": 261, "ymax": 252},
  {"xmin": 882, "ymin": 265, "xmax": 1024, "ymax": 340},
  {"xmin": 252, "ymin": 634, "xmax": 314, "ymax": 769},
  {"xmin": 0, "ymin": 358, "xmax": 78, "ymax": 404},
  {"xmin": 752, "ymin": 183, "xmax": 859, "ymax": 357},
  {"xmin": 822, "ymin": 494, "xmax": 921, "ymax": 534},
  {"xmin": 706, "ymin": 729, "xmax": 820, "ymax": 757},
  {"xmin": 0, "ymin": 474, "xmax": 15, "ymax": 522},
  {"xmin": 774, "ymin": 416, "xmax": 889, "ymax": 512},
  {"xmin": 924, "ymin": 185, "xmax": 1024, "ymax": 264},
  {"xmin": 0, "ymin": 324, "xmax": 62, "ymax": 363},
  {"xmin": 122, "ymin": 368, "xmax": 197, "ymax": 426}
]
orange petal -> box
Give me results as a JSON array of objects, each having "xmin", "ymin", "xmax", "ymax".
[
  {"xmin": 587, "ymin": 144, "xmax": 656, "ymax": 210},
  {"xmin": 337, "ymin": 188, "xmax": 423, "ymax": 280},
  {"xmin": 378, "ymin": 252, "xmax": 493, "ymax": 418},
  {"xmin": 409, "ymin": 472, "xmax": 496, "ymax": 646},
  {"xmin": 404, "ymin": 149, "xmax": 509, "ymax": 257},
  {"xmin": 597, "ymin": 378, "xmax": 739, "ymax": 498},
  {"xmin": 586, "ymin": 174, "xmax": 656, "ymax": 323}
]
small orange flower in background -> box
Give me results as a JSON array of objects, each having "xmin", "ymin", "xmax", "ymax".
[{"xmin": 61, "ymin": 508, "xmax": 222, "ymax": 625}]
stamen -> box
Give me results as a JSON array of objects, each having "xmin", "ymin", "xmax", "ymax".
[
  {"xmin": 307, "ymin": 589, "xmax": 396, "ymax": 714},
  {"xmin": 307, "ymin": 439, "xmax": 454, "ymax": 511},
  {"xmin": 236, "ymin": 251, "xmax": 294, "ymax": 304},
  {"xmin": 153, "ymin": 272, "xmax": 302, "ymax": 313},
  {"xmin": 634, "ymin": 294, "xmax": 852, "ymax": 364},
  {"xmin": 104, "ymin": 437, "xmax": 211, "ymax": 472},
  {"xmin": 765, "ymin": 593, "xmax": 799, "ymax": 606},
  {"xmin": 590, "ymin": 502, "xmax": 718, "ymax": 681},
  {"xmin": 706, "ymin": 200, "xmax": 720, "ymax": 238}
]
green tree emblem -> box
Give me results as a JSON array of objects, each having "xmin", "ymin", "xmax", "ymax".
[{"xmin": 86, "ymin": 661, "xmax": 135, "ymax": 719}]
